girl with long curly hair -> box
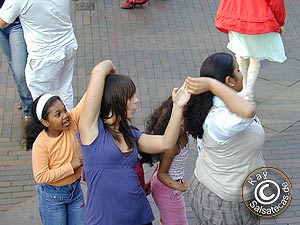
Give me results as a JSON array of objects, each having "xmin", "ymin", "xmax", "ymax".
[{"xmin": 145, "ymin": 96, "xmax": 189, "ymax": 225}]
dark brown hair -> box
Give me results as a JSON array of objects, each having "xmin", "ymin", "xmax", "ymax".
[{"xmin": 101, "ymin": 74, "xmax": 137, "ymax": 149}]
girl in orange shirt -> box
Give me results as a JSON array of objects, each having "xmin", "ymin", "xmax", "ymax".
[{"xmin": 24, "ymin": 93, "xmax": 85, "ymax": 225}]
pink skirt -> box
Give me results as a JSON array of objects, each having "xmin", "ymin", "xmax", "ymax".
[{"xmin": 150, "ymin": 171, "xmax": 188, "ymax": 225}]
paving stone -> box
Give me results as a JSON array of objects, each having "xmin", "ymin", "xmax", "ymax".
[{"xmin": 0, "ymin": 0, "xmax": 300, "ymax": 224}]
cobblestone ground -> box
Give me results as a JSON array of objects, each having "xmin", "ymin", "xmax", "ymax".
[{"xmin": 0, "ymin": 0, "xmax": 299, "ymax": 224}]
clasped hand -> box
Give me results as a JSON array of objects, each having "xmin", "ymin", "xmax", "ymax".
[
  {"xmin": 184, "ymin": 76, "xmax": 212, "ymax": 95},
  {"xmin": 172, "ymin": 84, "xmax": 191, "ymax": 108}
]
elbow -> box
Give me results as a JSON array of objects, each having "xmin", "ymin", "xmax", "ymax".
[
  {"xmin": 160, "ymin": 145, "xmax": 173, "ymax": 153},
  {"xmin": 157, "ymin": 173, "xmax": 162, "ymax": 182},
  {"xmin": 34, "ymin": 173, "xmax": 46, "ymax": 184},
  {"xmin": 162, "ymin": 140, "xmax": 177, "ymax": 152},
  {"xmin": 244, "ymin": 105, "xmax": 256, "ymax": 118},
  {"xmin": 157, "ymin": 172, "xmax": 165, "ymax": 183},
  {"xmin": 34, "ymin": 176, "xmax": 43, "ymax": 184},
  {"xmin": 162, "ymin": 145, "xmax": 172, "ymax": 152},
  {"xmin": 0, "ymin": 19, "xmax": 9, "ymax": 28},
  {"xmin": 238, "ymin": 103, "xmax": 255, "ymax": 119}
]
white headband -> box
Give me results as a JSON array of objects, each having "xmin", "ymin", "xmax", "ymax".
[{"xmin": 36, "ymin": 93, "xmax": 55, "ymax": 121}]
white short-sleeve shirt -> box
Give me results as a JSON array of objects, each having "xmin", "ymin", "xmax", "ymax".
[
  {"xmin": 0, "ymin": 0, "xmax": 77, "ymax": 57},
  {"xmin": 201, "ymin": 96, "xmax": 254, "ymax": 144},
  {"xmin": 195, "ymin": 96, "xmax": 265, "ymax": 202}
]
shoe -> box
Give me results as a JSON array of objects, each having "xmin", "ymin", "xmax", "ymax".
[
  {"xmin": 120, "ymin": 0, "xmax": 148, "ymax": 9},
  {"xmin": 17, "ymin": 100, "xmax": 22, "ymax": 110}
]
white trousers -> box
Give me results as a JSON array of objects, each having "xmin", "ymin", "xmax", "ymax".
[{"xmin": 25, "ymin": 42, "xmax": 77, "ymax": 110}]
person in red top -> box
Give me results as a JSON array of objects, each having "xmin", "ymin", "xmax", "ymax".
[{"xmin": 215, "ymin": 0, "xmax": 287, "ymax": 105}]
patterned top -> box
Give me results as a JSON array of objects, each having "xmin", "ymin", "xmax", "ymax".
[{"xmin": 169, "ymin": 141, "xmax": 189, "ymax": 181}]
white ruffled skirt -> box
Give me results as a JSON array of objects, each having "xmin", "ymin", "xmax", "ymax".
[{"xmin": 227, "ymin": 31, "xmax": 287, "ymax": 63}]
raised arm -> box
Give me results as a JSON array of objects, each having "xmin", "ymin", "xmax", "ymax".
[
  {"xmin": 138, "ymin": 86, "xmax": 190, "ymax": 153},
  {"xmin": 185, "ymin": 76, "xmax": 255, "ymax": 118},
  {"xmin": 78, "ymin": 60, "xmax": 116, "ymax": 145}
]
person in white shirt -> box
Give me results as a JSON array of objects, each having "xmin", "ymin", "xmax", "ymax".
[
  {"xmin": 184, "ymin": 52, "xmax": 265, "ymax": 225},
  {"xmin": 0, "ymin": 0, "xmax": 78, "ymax": 110}
]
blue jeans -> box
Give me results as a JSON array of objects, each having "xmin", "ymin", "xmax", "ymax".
[
  {"xmin": 0, "ymin": 22, "xmax": 33, "ymax": 116},
  {"xmin": 36, "ymin": 179, "xmax": 84, "ymax": 225}
]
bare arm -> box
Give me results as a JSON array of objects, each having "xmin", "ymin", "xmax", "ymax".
[
  {"xmin": 157, "ymin": 147, "xmax": 189, "ymax": 192},
  {"xmin": 0, "ymin": 18, "xmax": 9, "ymax": 28},
  {"xmin": 185, "ymin": 76, "xmax": 255, "ymax": 118},
  {"xmin": 78, "ymin": 60, "xmax": 116, "ymax": 145},
  {"xmin": 138, "ymin": 86, "xmax": 191, "ymax": 153}
]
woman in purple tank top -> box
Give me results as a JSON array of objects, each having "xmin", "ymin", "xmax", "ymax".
[{"xmin": 77, "ymin": 60, "xmax": 191, "ymax": 225}]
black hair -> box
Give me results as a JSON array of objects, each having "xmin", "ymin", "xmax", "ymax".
[
  {"xmin": 23, "ymin": 95, "xmax": 61, "ymax": 150},
  {"xmin": 184, "ymin": 52, "xmax": 236, "ymax": 139}
]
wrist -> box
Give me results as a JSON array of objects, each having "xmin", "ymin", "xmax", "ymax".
[
  {"xmin": 172, "ymin": 102, "xmax": 184, "ymax": 110},
  {"xmin": 177, "ymin": 183, "xmax": 185, "ymax": 192},
  {"xmin": 206, "ymin": 77, "xmax": 215, "ymax": 90}
]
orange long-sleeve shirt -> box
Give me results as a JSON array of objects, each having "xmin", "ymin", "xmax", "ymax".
[{"xmin": 32, "ymin": 94, "xmax": 85, "ymax": 186}]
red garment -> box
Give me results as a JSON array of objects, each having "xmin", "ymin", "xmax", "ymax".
[
  {"xmin": 136, "ymin": 159, "xmax": 146, "ymax": 191},
  {"xmin": 215, "ymin": 0, "xmax": 286, "ymax": 35}
]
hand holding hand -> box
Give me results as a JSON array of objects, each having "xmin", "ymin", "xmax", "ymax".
[
  {"xmin": 172, "ymin": 85, "xmax": 191, "ymax": 108},
  {"xmin": 184, "ymin": 76, "xmax": 211, "ymax": 95}
]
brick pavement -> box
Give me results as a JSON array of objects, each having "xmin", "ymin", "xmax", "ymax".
[{"xmin": 0, "ymin": 0, "xmax": 300, "ymax": 224}]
